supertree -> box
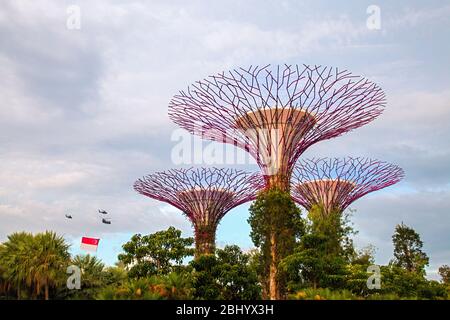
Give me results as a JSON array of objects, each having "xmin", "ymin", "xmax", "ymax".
[
  {"xmin": 134, "ymin": 167, "xmax": 264, "ymax": 257},
  {"xmin": 169, "ymin": 64, "xmax": 386, "ymax": 191},
  {"xmin": 291, "ymin": 157, "xmax": 405, "ymax": 215}
]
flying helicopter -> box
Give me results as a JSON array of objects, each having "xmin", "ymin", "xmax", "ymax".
[
  {"xmin": 102, "ymin": 218, "xmax": 111, "ymax": 225},
  {"xmin": 98, "ymin": 209, "xmax": 108, "ymax": 215},
  {"xmin": 65, "ymin": 214, "xmax": 73, "ymax": 219}
]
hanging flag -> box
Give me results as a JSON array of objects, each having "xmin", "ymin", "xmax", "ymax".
[{"xmin": 80, "ymin": 237, "xmax": 100, "ymax": 252}]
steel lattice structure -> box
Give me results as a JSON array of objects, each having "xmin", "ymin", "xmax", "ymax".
[
  {"xmin": 134, "ymin": 167, "xmax": 264, "ymax": 256},
  {"xmin": 169, "ymin": 64, "xmax": 386, "ymax": 190},
  {"xmin": 291, "ymin": 157, "xmax": 405, "ymax": 214}
]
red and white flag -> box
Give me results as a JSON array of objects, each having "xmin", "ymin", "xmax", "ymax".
[{"xmin": 80, "ymin": 237, "xmax": 100, "ymax": 252}]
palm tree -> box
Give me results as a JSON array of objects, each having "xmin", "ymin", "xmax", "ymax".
[
  {"xmin": 0, "ymin": 232, "xmax": 35, "ymax": 299},
  {"xmin": 71, "ymin": 254, "xmax": 105, "ymax": 299},
  {"xmin": 0, "ymin": 243, "xmax": 8, "ymax": 297},
  {"xmin": 32, "ymin": 231, "xmax": 70, "ymax": 300},
  {"xmin": 0, "ymin": 232, "xmax": 71, "ymax": 300},
  {"xmin": 33, "ymin": 231, "xmax": 70, "ymax": 300}
]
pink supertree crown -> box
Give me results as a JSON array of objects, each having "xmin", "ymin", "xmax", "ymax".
[
  {"xmin": 291, "ymin": 157, "xmax": 405, "ymax": 213},
  {"xmin": 134, "ymin": 167, "xmax": 265, "ymax": 227},
  {"xmin": 169, "ymin": 65, "xmax": 385, "ymax": 176}
]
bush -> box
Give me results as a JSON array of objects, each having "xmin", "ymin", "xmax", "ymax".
[
  {"xmin": 191, "ymin": 246, "xmax": 261, "ymax": 300},
  {"xmin": 96, "ymin": 272, "xmax": 193, "ymax": 300},
  {"xmin": 289, "ymin": 288, "xmax": 357, "ymax": 300}
]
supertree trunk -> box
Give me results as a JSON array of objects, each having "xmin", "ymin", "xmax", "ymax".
[
  {"xmin": 269, "ymin": 232, "xmax": 280, "ymax": 300},
  {"xmin": 194, "ymin": 225, "xmax": 216, "ymax": 257},
  {"xmin": 266, "ymin": 171, "xmax": 293, "ymax": 300}
]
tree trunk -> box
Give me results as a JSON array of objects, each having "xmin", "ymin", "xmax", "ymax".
[
  {"xmin": 44, "ymin": 282, "xmax": 49, "ymax": 301},
  {"xmin": 269, "ymin": 232, "xmax": 278, "ymax": 300},
  {"xmin": 265, "ymin": 173, "xmax": 290, "ymax": 192},
  {"xmin": 194, "ymin": 226, "xmax": 216, "ymax": 258},
  {"xmin": 266, "ymin": 174, "xmax": 290, "ymax": 300}
]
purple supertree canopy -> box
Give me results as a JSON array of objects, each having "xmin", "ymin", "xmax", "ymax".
[
  {"xmin": 291, "ymin": 157, "xmax": 405, "ymax": 214},
  {"xmin": 134, "ymin": 167, "xmax": 264, "ymax": 255},
  {"xmin": 169, "ymin": 65, "xmax": 386, "ymax": 187}
]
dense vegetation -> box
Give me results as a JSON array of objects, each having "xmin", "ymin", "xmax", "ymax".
[{"xmin": 0, "ymin": 193, "xmax": 448, "ymax": 300}]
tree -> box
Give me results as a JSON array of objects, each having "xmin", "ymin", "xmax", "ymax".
[
  {"xmin": 103, "ymin": 262, "xmax": 128, "ymax": 287},
  {"xmin": 438, "ymin": 265, "xmax": 450, "ymax": 284},
  {"xmin": 248, "ymin": 188, "xmax": 304, "ymax": 299},
  {"xmin": 307, "ymin": 205, "xmax": 356, "ymax": 260},
  {"xmin": 0, "ymin": 243, "xmax": 9, "ymax": 298},
  {"xmin": 118, "ymin": 227, "xmax": 194, "ymax": 278},
  {"xmin": 281, "ymin": 205, "xmax": 356, "ymax": 291},
  {"xmin": 0, "ymin": 232, "xmax": 36, "ymax": 299},
  {"xmin": 392, "ymin": 223, "xmax": 429, "ymax": 274},
  {"xmin": 190, "ymin": 245, "xmax": 261, "ymax": 300},
  {"xmin": 0, "ymin": 231, "xmax": 70, "ymax": 300},
  {"xmin": 380, "ymin": 264, "xmax": 447, "ymax": 299},
  {"xmin": 281, "ymin": 233, "xmax": 348, "ymax": 290},
  {"xmin": 32, "ymin": 231, "xmax": 70, "ymax": 300},
  {"xmin": 68, "ymin": 254, "xmax": 106, "ymax": 299},
  {"xmin": 350, "ymin": 245, "xmax": 376, "ymax": 266}
]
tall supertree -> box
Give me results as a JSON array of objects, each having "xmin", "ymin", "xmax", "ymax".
[
  {"xmin": 134, "ymin": 167, "xmax": 264, "ymax": 257},
  {"xmin": 169, "ymin": 64, "xmax": 385, "ymax": 191},
  {"xmin": 169, "ymin": 64, "xmax": 386, "ymax": 299},
  {"xmin": 291, "ymin": 157, "xmax": 405, "ymax": 215}
]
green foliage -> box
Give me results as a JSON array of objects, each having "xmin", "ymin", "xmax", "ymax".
[
  {"xmin": 350, "ymin": 245, "xmax": 376, "ymax": 266},
  {"xmin": 379, "ymin": 264, "xmax": 447, "ymax": 299},
  {"xmin": 438, "ymin": 265, "xmax": 450, "ymax": 284},
  {"xmin": 0, "ymin": 231, "xmax": 70, "ymax": 300},
  {"xmin": 281, "ymin": 233, "xmax": 348, "ymax": 290},
  {"xmin": 307, "ymin": 205, "xmax": 356, "ymax": 260},
  {"xmin": 392, "ymin": 222, "xmax": 429, "ymax": 274},
  {"xmin": 248, "ymin": 189, "xmax": 305, "ymax": 248},
  {"xmin": 344, "ymin": 246, "xmax": 377, "ymax": 296},
  {"xmin": 0, "ymin": 224, "xmax": 446, "ymax": 300},
  {"xmin": 190, "ymin": 245, "xmax": 261, "ymax": 300},
  {"xmin": 248, "ymin": 188, "xmax": 305, "ymax": 296},
  {"xmin": 282, "ymin": 206, "xmax": 355, "ymax": 291},
  {"xmin": 289, "ymin": 288, "xmax": 358, "ymax": 300},
  {"xmin": 96, "ymin": 272, "xmax": 193, "ymax": 300},
  {"xmin": 64, "ymin": 254, "xmax": 106, "ymax": 300},
  {"xmin": 103, "ymin": 263, "xmax": 128, "ymax": 286},
  {"xmin": 118, "ymin": 227, "xmax": 194, "ymax": 278}
]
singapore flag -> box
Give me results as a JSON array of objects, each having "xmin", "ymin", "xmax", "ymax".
[{"xmin": 80, "ymin": 237, "xmax": 100, "ymax": 252}]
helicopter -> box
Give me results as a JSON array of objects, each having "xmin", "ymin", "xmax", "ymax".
[
  {"xmin": 65, "ymin": 214, "xmax": 73, "ymax": 219},
  {"xmin": 102, "ymin": 218, "xmax": 111, "ymax": 225},
  {"xmin": 98, "ymin": 209, "xmax": 108, "ymax": 215}
]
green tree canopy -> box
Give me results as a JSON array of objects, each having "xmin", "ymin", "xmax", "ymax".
[
  {"xmin": 281, "ymin": 205, "xmax": 356, "ymax": 291},
  {"xmin": 438, "ymin": 265, "xmax": 450, "ymax": 284},
  {"xmin": 118, "ymin": 227, "xmax": 194, "ymax": 278},
  {"xmin": 392, "ymin": 222, "xmax": 429, "ymax": 274},
  {"xmin": 190, "ymin": 245, "xmax": 261, "ymax": 300},
  {"xmin": 0, "ymin": 231, "xmax": 70, "ymax": 300}
]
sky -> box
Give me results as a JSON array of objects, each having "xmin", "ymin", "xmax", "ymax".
[{"xmin": 0, "ymin": 0, "xmax": 449, "ymax": 279}]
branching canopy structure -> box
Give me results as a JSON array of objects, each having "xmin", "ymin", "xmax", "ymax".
[
  {"xmin": 292, "ymin": 158, "xmax": 405, "ymax": 215},
  {"xmin": 169, "ymin": 65, "xmax": 386, "ymax": 190},
  {"xmin": 134, "ymin": 167, "xmax": 264, "ymax": 256}
]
